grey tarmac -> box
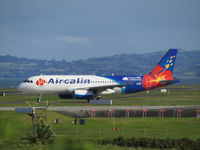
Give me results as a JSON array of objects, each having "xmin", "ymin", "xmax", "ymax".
[{"xmin": 0, "ymin": 105, "xmax": 200, "ymax": 112}]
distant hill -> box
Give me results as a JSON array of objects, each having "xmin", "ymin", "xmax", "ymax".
[{"xmin": 0, "ymin": 50, "xmax": 200, "ymax": 79}]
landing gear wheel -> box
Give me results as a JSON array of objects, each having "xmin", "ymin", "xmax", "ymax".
[
  {"xmin": 97, "ymin": 96, "xmax": 101, "ymax": 100},
  {"xmin": 37, "ymin": 95, "xmax": 42, "ymax": 102},
  {"xmin": 37, "ymin": 98, "xmax": 41, "ymax": 102}
]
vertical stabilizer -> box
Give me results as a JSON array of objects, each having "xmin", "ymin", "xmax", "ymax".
[
  {"xmin": 151, "ymin": 49, "xmax": 178, "ymax": 74},
  {"xmin": 142, "ymin": 49, "xmax": 178, "ymax": 89}
]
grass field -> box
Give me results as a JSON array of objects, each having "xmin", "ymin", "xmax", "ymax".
[
  {"xmin": 0, "ymin": 111, "xmax": 200, "ymax": 150},
  {"xmin": 0, "ymin": 85, "xmax": 200, "ymax": 106},
  {"xmin": 0, "ymin": 85, "xmax": 200, "ymax": 149}
]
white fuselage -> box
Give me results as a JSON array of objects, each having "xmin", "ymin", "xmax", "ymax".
[{"xmin": 18, "ymin": 75, "xmax": 122, "ymax": 94}]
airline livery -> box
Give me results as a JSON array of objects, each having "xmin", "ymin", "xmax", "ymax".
[{"xmin": 18, "ymin": 49, "xmax": 180, "ymax": 101}]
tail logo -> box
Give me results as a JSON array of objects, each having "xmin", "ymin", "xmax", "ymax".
[
  {"xmin": 150, "ymin": 74, "xmax": 166, "ymax": 84},
  {"xmin": 142, "ymin": 49, "xmax": 178, "ymax": 90},
  {"xmin": 164, "ymin": 55, "xmax": 176, "ymax": 70}
]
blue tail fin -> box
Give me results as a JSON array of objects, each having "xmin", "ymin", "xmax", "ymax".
[
  {"xmin": 157, "ymin": 49, "xmax": 178, "ymax": 73},
  {"xmin": 142, "ymin": 49, "xmax": 179, "ymax": 90}
]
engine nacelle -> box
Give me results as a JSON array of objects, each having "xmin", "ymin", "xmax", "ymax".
[
  {"xmin": 58, "ymin": 90, "xmax": 94, "ymax": 99},
  {"xmin": 74, "ymin": 90, "xmax": 93, "ymax": 99},
  {"xmin": 58, "ymin": 93, "xmax": 73, "ymax": 99}
]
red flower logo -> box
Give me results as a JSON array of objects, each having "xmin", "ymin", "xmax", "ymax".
[{"xmin": 36, "ymin": 78, "xmax": 46, "ymax": 86}]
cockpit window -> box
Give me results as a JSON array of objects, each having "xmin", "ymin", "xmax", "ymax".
[{"xmin": 23, "ymin": 80, "xmax": 33, "ymax": 83}]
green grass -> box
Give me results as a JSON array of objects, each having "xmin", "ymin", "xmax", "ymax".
[
  {"xmin": 0, "ymin": 85, "xmax": 199, "ymax": 149},
  {"xmin": 0, "ymin": 110, "xmax": 200, "ymax": 150},
  {"xmin": 0, "ymin": 85, "xmax": 200, "ymax": 106},
  {"xmin": 0, "ymin": 111, "xmax": 31, "ymax": 150},
  {"xmin": 52, "ymin": 117, "xmax": 200, "ymax": 140}
]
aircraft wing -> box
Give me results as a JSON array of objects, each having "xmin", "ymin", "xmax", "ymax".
[{"xmin": 77, "ymin": 84, "xmax": 126, "ymax": 94}]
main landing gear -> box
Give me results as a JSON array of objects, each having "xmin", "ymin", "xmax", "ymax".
[
  {"xmin": 87, "ymin": 99, "xmax": 90, "ymax": 103},
  {"xmin": 97, "ymin": 96, "xmax": 101, "ymax": 100},
  {"xmin": 87, "ymin": 95, "xmax": 101, "ymax": 103}
]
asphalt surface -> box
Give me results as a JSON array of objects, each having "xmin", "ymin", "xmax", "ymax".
[
  {"xmin": 50, "ymin": 105, "xmax": 200, "ymax": 112},
  {"xmin": 1, "ymin": 105, "xmax": 200, "ymax": 118},
  {"xmin": 1, "ymin": 105, "xmax": 200, "ymax": 112}
]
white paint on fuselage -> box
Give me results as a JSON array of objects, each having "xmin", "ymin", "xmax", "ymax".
[{"xmin": 18, "ymin": 75, "xmax": 119, "ymax": 94}]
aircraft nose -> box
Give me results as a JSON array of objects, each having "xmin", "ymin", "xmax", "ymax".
[{"xmin": 17, "ymin": 83, "xmax": 26, "ymax": 92}]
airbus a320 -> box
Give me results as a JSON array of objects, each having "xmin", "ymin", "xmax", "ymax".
[{"xmin": 18, "ymin": 49, "xmax": 180, "ymax": 102}]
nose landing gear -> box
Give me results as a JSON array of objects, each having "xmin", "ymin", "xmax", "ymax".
[{"xmin": 37, "ymin": 94, "xmax": 42, "ymax": 102}]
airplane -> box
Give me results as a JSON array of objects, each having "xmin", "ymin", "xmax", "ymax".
[{"xmin": 18, "ymin": 49, "xmax": 180, "ymax": 102}]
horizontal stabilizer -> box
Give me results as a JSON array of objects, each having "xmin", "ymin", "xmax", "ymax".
[{"xmin": 158, "ymin": 79, "xmax": 181, "ymax": 85}]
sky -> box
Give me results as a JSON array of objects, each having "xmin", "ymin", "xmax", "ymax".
[{"xmin": 0, "ymin": 0, "xmax": 200, "ymax": 61}]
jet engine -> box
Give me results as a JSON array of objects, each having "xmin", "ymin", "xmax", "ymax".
[{"xmin": 58, "ymin": 89, "xmax": 94, "ymax": 99}]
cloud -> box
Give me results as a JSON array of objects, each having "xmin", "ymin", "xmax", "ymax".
[{"xmin": 60, "ymin": 36, "xmax": 89, "ymax": 44}]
